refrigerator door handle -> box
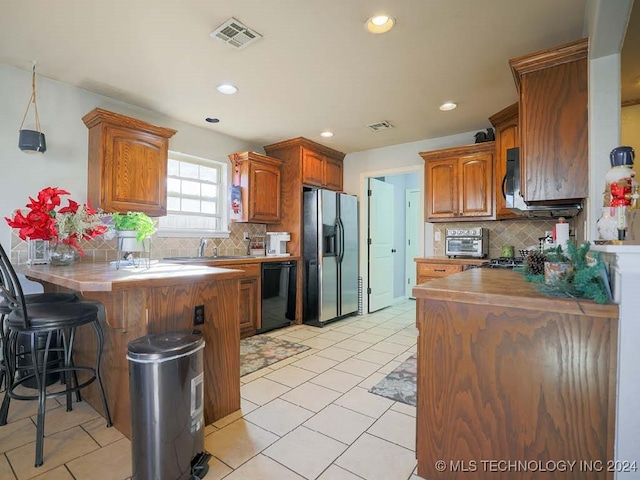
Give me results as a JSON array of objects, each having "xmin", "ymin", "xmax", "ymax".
[{"xmin": 336, "ymin": 218, "xmax": 345, "ymax": 263}]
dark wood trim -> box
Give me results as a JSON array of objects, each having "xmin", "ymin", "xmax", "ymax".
[
  {"xmin": 488, "ymin": 102, "xmax": 518, "ymax": 127},
  {"xmin": 622, "ymin": 98, "xmax": 640, "ymax": 107},
  {"xmin": 509, "ymin": 38, "xmax": 588, "ymax": 92},
  {"xmin": 419, "ymin": 141, "xmax": 495, "ymax": 162},
  {"xmin": 264, "ymin": 137, "xmax": 346, "ymax": 161}
]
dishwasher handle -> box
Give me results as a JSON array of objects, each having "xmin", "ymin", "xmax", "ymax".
[{"xmin": 262, "ymin": 261, "xmax": 296, "ymax": 269}]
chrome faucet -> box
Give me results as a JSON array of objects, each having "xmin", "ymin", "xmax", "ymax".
[{"xmin": 197, "ymin": 238, "xmax": 208, "ymax": 257}]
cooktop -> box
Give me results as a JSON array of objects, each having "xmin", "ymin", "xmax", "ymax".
[{"xmin": 482, "ymin": 257, "xmax": 525, "ymax": 269}]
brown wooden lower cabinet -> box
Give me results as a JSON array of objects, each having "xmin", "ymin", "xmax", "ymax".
[{"xmin": 194, "ymin": 261, "xmax": 261, "ymax": 338}]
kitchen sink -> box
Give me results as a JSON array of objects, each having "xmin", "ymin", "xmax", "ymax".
[{"xmin": 163, "ymin": 255, "xmax": 255, "ymax": 262}]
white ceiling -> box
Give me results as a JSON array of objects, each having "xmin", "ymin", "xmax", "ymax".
[{"xmin": 0, "ymin": 0, "xmax": 591, "ymax": 154}]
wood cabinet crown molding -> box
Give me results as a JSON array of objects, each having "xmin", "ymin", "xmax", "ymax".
[
  {"xmin": 264, "ymin": 136, "xmax": 346, "ymax": 161},
  {"xmin": 82, "ymin": 108, "xmax": 177, "ymax": 139},
  {"xmin": 488, "ymin": 102, "xmax": 518, "ymax": 128},
  {"xmin": 229, "ymin": 151, "xmax": 283, "ymax": 168},
  {"xmin": 418, "ymin": 141, "xmax": 495, "ymax": 161},
  {"xmin": 509, "ymin": 37, "xmax": 588, "ymax": 93}
]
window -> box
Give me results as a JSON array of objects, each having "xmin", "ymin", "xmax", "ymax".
[{"xmin": 157, "ymin": 151, "xmax": 229, "ymax": 237}]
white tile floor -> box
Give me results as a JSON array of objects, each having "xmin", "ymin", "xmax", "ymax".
[{"xmin": 0, "ymin": 300, "xmax": 424, "ymax": 480}]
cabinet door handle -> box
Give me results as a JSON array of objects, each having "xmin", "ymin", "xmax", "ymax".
[{"xmin": 434, "ymin": 269, "xmax": 446, "ymax": 272}]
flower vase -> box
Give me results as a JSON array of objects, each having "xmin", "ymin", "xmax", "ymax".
[
  {"xmin": 596, "ymin": 207, "xmax": 619, "ymax": 241},
  {"xmin": 49, "ymin": 242, "xmax": 76, "ymax": 266}
]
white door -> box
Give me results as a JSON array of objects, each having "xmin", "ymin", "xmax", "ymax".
[
  {"xmin": 368, "ymin": 178, "xmax": 394, "ymax": 312},
  {"xmin": 405, "ymin": 188, "xmax": 420, "ymax": 298}
]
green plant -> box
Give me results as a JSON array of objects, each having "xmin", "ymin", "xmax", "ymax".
[
  {"xmin": 111, "ymin": 212, "xmax": 157, "ymax": 242},
  {"xmin": 543, "ymin": 244, "xmax": 569, "ymax": 263},
  {"xmin": 521, "ymin": 241, "xmax": 612, "ymax": 304}
]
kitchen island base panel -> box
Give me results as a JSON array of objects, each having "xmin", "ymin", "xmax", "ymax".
[
  {"xmin": 51, "ymin": 278, "xmax": 241, "ymax": 439},
  {"xmin": 416, "ymin": 296, "xmax": 617, "ymax": 480}
]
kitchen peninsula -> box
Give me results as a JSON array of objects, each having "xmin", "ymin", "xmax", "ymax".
[
  {"xmin": 413, "ymin": 269, "xmax": 618, "ymax": 480},
  {"xmin": 21, "ymin": 261, "xmax": 245, "ymax": 438}
]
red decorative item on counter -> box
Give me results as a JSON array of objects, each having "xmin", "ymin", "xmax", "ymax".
[{"xmin": 5, "ymin": 187, "xmax": 107, "ymax": 255}]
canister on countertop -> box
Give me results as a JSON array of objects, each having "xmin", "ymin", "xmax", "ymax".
[{"xmin": 501, "ymin": 245, "xmax": 515, "ymax": 258}]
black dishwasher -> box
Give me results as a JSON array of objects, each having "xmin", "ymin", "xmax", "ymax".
[{"xmin": 257, "ymin": 261, "xmax": 297, "ymax": 334}]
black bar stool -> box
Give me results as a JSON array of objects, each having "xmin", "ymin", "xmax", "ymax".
[
  {"xmin": 1, "ymin": 291, "xmax": 78, "ymax": 392},
  {"xmin": 0, "ymin": 244, "xmax": 112, "ymax": 467}
]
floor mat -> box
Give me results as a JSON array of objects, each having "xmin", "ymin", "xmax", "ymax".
[
  {"xmin": 240, "ymin": 335, "xmax": 310, "ymax": 377},
  {"xmin": 369, "ymin": 353, "xmax": 417, "ymax": 407}
]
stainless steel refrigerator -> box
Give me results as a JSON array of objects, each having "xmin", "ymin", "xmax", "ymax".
[{"xmin": 303, "ymin": 189, "xmax": 358, "ymax": 326}]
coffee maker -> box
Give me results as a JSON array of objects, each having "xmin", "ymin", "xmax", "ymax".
[{"xmin": 266, "ymin": 232, "xmax": 291, "ymax": 256}]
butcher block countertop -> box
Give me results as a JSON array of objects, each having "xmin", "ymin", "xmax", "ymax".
[
  {"xmin": 414, "ymin": 256, "xmax": 488, "ymax": 266},
  {"xmin": 412, "ymin": 268, "xmax": 618, "ymax": 318},
  {"xmin": 21, "ymin": 261, "xmax": 245, "ymax": 292}
]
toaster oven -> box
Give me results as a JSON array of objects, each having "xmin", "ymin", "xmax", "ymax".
[{"xmin": 445, "ymin": 227, "xmax": 489, "ymax": 258}]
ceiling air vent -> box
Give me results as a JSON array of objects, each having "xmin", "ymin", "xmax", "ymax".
[
  {"xmin": 366, "ymin": 121, "xmax": 394, "ymax": 132},
  {"xmin": 210, "ymin": 17, "xmax": 262, "ymax": 49}
]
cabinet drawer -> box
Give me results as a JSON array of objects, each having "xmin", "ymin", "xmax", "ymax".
[
  {"xmin": 417, "ymin": 263, "xmax": 463, "ymax": 277},
  {"xmin": 215, "ymin": 263, "xmax": 260, "ymax": 278}
]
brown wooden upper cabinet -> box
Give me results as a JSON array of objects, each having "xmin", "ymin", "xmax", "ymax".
[
  {"xmin": 82, "ymin": 108, "xmax": 176, "ymax": 216},
  {"xmin": 265, "ymin": 137, "xmax": 345, "ymax": 192},
  {"xmin": 509, "ymin": 38, "xmax": 588, "ymax": 203},
  {"xmin": 228, "ymin": 152, "xmax": 283, "ymax": 223},
  {"xmin": 420, "ymin": 143, "xmax": 494, "ymax": 222},
  {"xmin": 489, "ymin": 103, "xmax": 520, "ymax": 220},
  {"xmin": 301, "ymin": 147, "xmax": 344, "ymax": 190}
]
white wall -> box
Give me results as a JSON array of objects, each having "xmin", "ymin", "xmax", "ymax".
[
  {"xmin": 343, "ymin": 130, "xmax": 479, "ymax": 313},
  {"xmin": 588, "ymin": 53, "xmax": 622, "ymax": 240},
  {"xmin": 0, "ymin": 64, "xmax": 260, "ymax": 252},
  {"xmin": 585, "ymin": 1, "xmax": 637, "ymax": 477}
]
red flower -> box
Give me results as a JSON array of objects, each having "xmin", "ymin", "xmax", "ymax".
[{"xmin": 5, "ymin": 187, "xmax": 107, "ymax": 256}]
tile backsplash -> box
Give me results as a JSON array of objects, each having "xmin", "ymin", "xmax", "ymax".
[
  {"xmin": 432, "ymin": 217, "xmax": 579, "ymax": 259},
  {"xmin": 10, "ymin": 222, "xmax": 267, "ymax": 265},
  {"xmin": 11, "ymin": 216, "xmax": 582, "ymax": 264}
]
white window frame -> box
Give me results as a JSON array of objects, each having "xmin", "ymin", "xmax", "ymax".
[{"xmin": 156, "ymin": 151, "xmax": 230, "ymax": 238}]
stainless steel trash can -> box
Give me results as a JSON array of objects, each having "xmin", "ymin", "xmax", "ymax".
[{"xmin": 127, "ymin": 330, "xmax": 210, "ymax": 480}]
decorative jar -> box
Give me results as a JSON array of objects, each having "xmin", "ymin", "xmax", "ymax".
[
  {"xmin": 596, "ymin": 207, "xmax": 619, "ymax": 241},
  {"xmin": 49, "ymin": 242, "xmax": 76, "ymax": 266},
  {"xmin": 544, "ymin": 262, "xmax": 573, "ymax": 284}
]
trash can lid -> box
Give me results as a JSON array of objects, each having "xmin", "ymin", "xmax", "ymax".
[{"xmin": 127, "ymin": 330, "xmax": 204, "ymax": 363}]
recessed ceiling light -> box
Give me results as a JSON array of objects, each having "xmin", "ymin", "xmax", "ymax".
[
  {"xmin": 439, "ymin": 102, "xmax": 457, "ymax": 111},
  {"xmin": 320, "ymin": 131, "xmax": 334, "ymax": 138},
  {"xmin": 216, "ymin": 83, "xmax": 238, "ymax": 95},
  {"xmin": 365, "ymin": 14, "xmax": 395, "ymax": 34}
]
